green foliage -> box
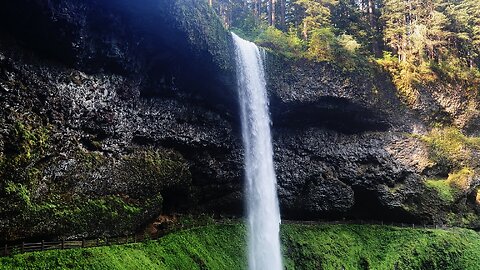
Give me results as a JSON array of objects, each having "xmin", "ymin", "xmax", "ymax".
[
  {"xmin": 295, "ymin": 0, "xmax": 338, "ymax": 35},
  {"xmin": 425, "ymin": 168, "xmax": 475, "ymax": 218},
  {"xmin": 420, "ymin": 127, "xmax": 480, "ymax": 169},
  {"xmin": 228, "ymin": 0, "xmax": 480, "ymax": 107},
  {"xmin": 239, "ymin": 23, "xmax": 370, "ymax": 72},
  {"xmin": 255, "ymin": 26, "xmax": 304, "ymax": 59},
  {"xmin": 2, "ymin": 224, "xmax": 480, "ymax": 270},
  {"xmin": 306, "ymin": 27, "xmax": 337, "ymax": 61},
  {"xmin": 448, "ymin": 167, "xmax": 475, "ymax": 190},
  {"xmin": 282, "ymin": 224, "xmax": 480, "ymax": 270},
  {"xmin": 379, "ymin": 0, "xmax": 480, "ymax": 105},
  {"xmin": 426, "ymin": 178, "xmax": 456, "ymax": 202},
  {"xmin": 337, "ymin": 34, "xmax": 361, "ymax": 54},
  {"xmin": 306, "ymin": 28, "xmax": 366, "ymax": 70},
  {"xmin": 10, "ymin": 121, "xmax": 49, "ymax": 164},
  {"xmin": 431, "ymin": 58, "xmax": 480, "ymax": 86},
  {"xmin": 57, "ymin": 196, "xmax": 145, "ymax": 235},
  {"xmin": 230, "ymin": 1, "xmax": 371, "ymax": 71},
  {"xmin": 230, "ymin": 12, "xmax": 260, "ymax": 41},
  {"xmin": 376, "ymin": 51, "xmax": 439, "ymax": 105},
  {"xmin": 0, "ymin": 225, "xmax": 247, "ymax": 270}
]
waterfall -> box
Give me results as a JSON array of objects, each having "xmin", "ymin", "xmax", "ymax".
[{"xmin": 232, "ymin": 33, "xmax": 283, "ymax": 270}]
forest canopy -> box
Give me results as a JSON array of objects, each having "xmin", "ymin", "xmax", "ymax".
[{"xmin": 209, "ymin": 0, "xmax": 480, "ymax": 104}]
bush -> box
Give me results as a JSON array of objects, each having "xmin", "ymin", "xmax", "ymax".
[
  {"xmin": 431, "ymin": 57, "xmax": 480, "ymax": 87},
  {"xmin": 255, "ymin": 26, "xmax": 304, "ymax": 59},
  {"xmin": 306, "ymin": 27, "xmax": 337, "ymax": 61},
  {"xmin": 420, "ymin": 127, "xmax": 480, "ymax": 169}
]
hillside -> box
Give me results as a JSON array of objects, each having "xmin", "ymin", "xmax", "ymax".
[{"xmin": 1, "ymin": 224, "xmax": 480, "ymax": 270}]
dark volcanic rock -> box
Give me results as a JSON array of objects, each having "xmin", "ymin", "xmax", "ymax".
[
  {"xmin": 0, "ymin": 0, "xmax": 237, "ymax": 113},
  {"xmin": 0, "ymin": 0, "xmax": 479, "ymax": 241},
  {"xmin": 266, "ymin": 55, "xmax": 415, "ymax": 133}
]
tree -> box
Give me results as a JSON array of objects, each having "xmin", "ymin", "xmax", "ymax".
[
  {"xmin": 295, "ymin": 0, "xmax": 338, "ymax": 39},
  {"xmin": 331, "ymin": 0, "xmax": 383, "ymax": 56},
  {"xmin": 279, "ymin": 0, "xmax": 287, "ymax": 29}
]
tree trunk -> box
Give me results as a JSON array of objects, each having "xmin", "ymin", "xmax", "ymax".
[
  {"xmin": 268, "ymin": 0, "xmax": 273, "ymax": 26},
  {"xmin": 209, "ymin": 0, "xmax": 213, "ymax": 7},
  {"xmin": 280, "ymin": 0, "xmax": 286, "ymax": 30},
  {"xmin": 254, "ymin": 0, "xmax": 261, "ymax": 23},
  {"xmin": 368, "ymin": 0, "xmax": 381, "ymax": 57},
  {"xmin": 303, "ymin": 20, "xmax": 308, "ymax": 40},
  {"xmin": 271, "ymin": 0, "xmax": 277, "ymax": 27}
]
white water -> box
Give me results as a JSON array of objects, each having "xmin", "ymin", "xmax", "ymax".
[{"xmin": 232, "ymin": 33, "xmax": 283, "ymax": 270}]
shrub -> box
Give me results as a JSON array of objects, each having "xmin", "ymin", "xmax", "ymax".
[
  {"xmin": 420, "ymin": 127, "xmax": 480, "ymax": 169},
  {"xmin": 306, "ymin": 27, "xmax": 337, "ymax": 62},
  {"xmin": 255, "ymin": 26, "xmax": 304, "ymax": 59}
]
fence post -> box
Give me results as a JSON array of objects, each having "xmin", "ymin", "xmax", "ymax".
[
  {"xmin": 4, "ymin": 244, "xmax": 7, "ymax": 256},
  {"xmin": 41, "ymin": 240, "xmax": 45, "ymax": 251},
  {"xmin": 21, "ymin": 242, "xmax": 24, "ymax": 253},
  {"xmin": 82, "ymin": 239, "xmax": 85, "ymax": 248},
  {"xmin": 134, "ymin": 234, "xmax": 137, "ymax": 243},
  {"xmin": 61, "ymin": 239, "xmax": 65, "ymax": 250},
  {"xmin": 96, "ymin": 238, "xmax": 99, "ymax": 246}
]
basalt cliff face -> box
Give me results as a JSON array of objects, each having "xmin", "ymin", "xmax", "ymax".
[{"xmin": 0, "ymin": 0, "xmax": 479, "ymax": 241}]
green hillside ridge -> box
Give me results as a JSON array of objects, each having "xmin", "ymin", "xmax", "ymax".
[{"xmin": 1, "ymin": 223, "xmax": 480, "ymax": 270}]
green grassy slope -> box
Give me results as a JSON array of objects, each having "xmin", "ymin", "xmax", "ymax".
[{"xmin": 1, "ymin": 223, "xmax": 480, "ymax": 270}]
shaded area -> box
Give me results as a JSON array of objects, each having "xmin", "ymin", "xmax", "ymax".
[
  {"xmin": 347, "ymin": 187, "xmax": 417, "ymax": 223},
  {"xmin": 272, "ymin": 97, "xmax": 391, "ymax": 134},
  {"xmin": 0, "ymin": 0, "xmax": 237, "ymax": 114}
]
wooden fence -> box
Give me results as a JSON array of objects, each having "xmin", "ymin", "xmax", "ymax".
[{"xmin": 2, "ymin": 233, "xmax": 160, "ymax": 257}]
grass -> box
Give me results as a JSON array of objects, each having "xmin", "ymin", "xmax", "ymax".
[{"xmin": 2, "ymin": 223, "xmax": 480, "ymax": 270}]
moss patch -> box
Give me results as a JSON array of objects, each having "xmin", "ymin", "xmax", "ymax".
[
  {"xmin": 426, "ymin": 179, "xmax": 456, "ymax": 203},
  {"xmin": 172, "ymin": 0, "xmax": 233, "ymax": 71},
  {"xmin": 426, "ymin": 168, "xmax": 475, "ymax": 203},
  {"xmin": 1, "ymin": 224, "xmax": 480, "ymax": 270},
  {"xmin": 0, "ymin": 139, "xmax": 192, "ymax": 241}
]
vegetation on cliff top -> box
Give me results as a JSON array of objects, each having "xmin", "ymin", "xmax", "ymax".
[
  {"xmin": 1, "ymin": 223, "xmax": 480, "ymax": 270},
  {"xmin": 212, "ymin": 0, "xmax": 480, "ymax": 106}
]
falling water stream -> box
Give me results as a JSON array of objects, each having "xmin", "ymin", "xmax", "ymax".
[{"xmin": 232, "ymin": 33, "xmax": 283, "ymax": 270}]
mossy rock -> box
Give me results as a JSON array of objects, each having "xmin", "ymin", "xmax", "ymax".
[{"xmin": 0, "ymin": 133, "xmax": 193, "ymax": 241}]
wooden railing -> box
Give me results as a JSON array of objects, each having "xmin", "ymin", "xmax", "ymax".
[{"xmin": 2, "ymin": 233, "xmax": 160, "ymax": 257}]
